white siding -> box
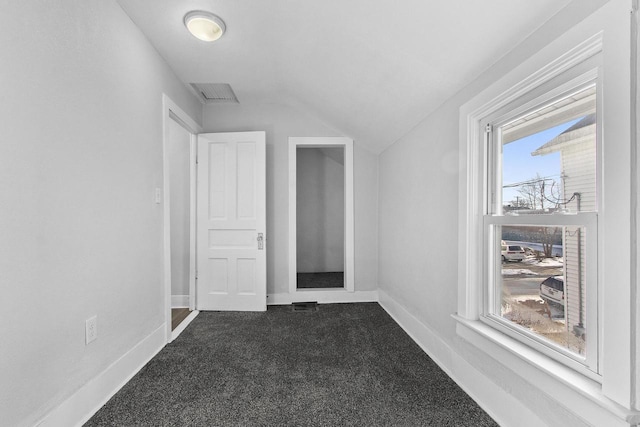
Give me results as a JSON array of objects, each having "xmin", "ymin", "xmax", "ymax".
[
  {"xmin": 560, "ymin": 132, "xmax": 595, "ymax": 334},
  {"xmin": 564, "ymin": 226, "xmax": 586, "ymax": 334},
  {"xmin": 561, "ymin": 132, "xmax": 597, "ymax": 212}
]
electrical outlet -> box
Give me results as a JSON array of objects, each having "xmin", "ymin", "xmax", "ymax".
[{"xmin": 85, "ymin": 315, "xmax": 97, "ymax": 344}]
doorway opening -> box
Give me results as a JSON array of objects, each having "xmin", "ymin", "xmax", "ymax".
[
  {"xmin": 296, "ymin": 146, "xmax": 345, "ymax": 289},
  {"xmin": 288, "ymin": 137, "xmax": 355, "ymax": 296},
  {"xmin": 162, "ymin": 95, "xmax": 201, "ymax": 342},
  {"xmin": 167, "ymin": 113, "xmax": 194, "ymax": 328}
]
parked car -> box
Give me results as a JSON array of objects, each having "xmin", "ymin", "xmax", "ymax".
[
  {"xmin": 501, "ymin": 243, "xmax": 526, "ymax": 262},
  {"xmin": 540, "ymin": 276, "xmax": 565, "ymax": 318}
]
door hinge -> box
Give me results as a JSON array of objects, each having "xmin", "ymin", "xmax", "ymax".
[{"xmin": 485, "ymin": 123, "xmax": 493, "ymax": 133}]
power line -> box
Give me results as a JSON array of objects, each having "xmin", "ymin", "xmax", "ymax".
[{"xmin": 502, "ymin": 175, "xmax": 560, "ymax": 188}]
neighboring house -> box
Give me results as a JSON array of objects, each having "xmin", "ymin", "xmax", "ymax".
[{"xmin": 532, "ymin": 113, "xmax": 596, "ymax": 337}]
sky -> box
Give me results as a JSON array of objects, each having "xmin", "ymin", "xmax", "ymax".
[{"xmin": 502, "ymin": 118, "xmax": 581, "ymax": 205}]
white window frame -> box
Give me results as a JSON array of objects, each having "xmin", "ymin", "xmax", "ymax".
[
  {"xmin": 480, "ymin": 74, "xmax": 601, "ymax": 377},
  {"xmin": 456, "ymin": 8, "xmax": 636, "ymax": 418}
]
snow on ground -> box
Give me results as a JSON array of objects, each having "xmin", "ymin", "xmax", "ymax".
[
  {"xmin": 502, "ymin": 268, "xmax": 537, "ymax": 276},
  {"xmin": 522, "ymin": 256, "xmax": 563, "ymax": 267},
  {"xmin": 512, "ymin": 295, "xmax": 543, "ymax": 302}
]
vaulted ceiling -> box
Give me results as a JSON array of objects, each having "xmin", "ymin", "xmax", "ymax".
[{"xmin": 117, "ymin": 0, "xmax": 572, "ymax": 153}]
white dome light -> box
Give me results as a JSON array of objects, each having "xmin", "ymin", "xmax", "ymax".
[{"xmin": 184, "ymin": 11, "xmax": 226, "ymax": 42}]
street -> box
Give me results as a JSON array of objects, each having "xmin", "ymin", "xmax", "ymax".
[{"xmin": 501, "ymin": 257, "xmax": 563, "ymax": 298}]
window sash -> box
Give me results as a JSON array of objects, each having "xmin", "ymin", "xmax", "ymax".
[
  {"xmin": 479, "ymin": 71, "xmax": 601, "ymax": 375},
  {"xmin": 482, "ymin": 212, "xmax": 599, "ymax": 375}
]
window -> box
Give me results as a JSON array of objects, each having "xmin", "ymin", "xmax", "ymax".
[
  {"xmin": 454, "ymin": 32, "xmax": 608, "ymax": 379},
  {"xmin": 482, "ymin": 80, "xmax": 599, "ymax": 375},
  {"xmin": 456, "ymin": 5, "xmax": 635, "ymax": 420}
]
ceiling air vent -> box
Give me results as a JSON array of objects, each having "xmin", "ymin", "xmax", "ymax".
[{"xmin": 189, "ymin": 83, "xmax": 239, "ymax": 104}]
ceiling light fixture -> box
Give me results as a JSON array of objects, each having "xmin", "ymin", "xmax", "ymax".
[{"xmin": 184, "ymin": 11, "xmax": 226, "ymax": 42}]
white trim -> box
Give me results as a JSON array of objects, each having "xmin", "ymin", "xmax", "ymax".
[
  {"xmin": 378, "ymin": 291, "xmax": 545, "ymax": 427},
  {"xmin": 189, "ymin": 133, "xmax": 197, "ymax": 311},
  {"xmin": 633, "ymin": 1, "xmax": 640, "ymax": 409},
  {"xmin": 288, "ymin": 137, "xmax": 355, "ymax": 294},
  {"xmin": 458, "ymin": 36, "xmax": 604, "ymax": 321},
  {"xmin": 458, "ymin": 32, "xmax": 603, "ymax": 129},
  {"xmin": 170, "ymin": 310, "xmax": 199, "ymax": 341},
  {"xmin": 455, "ymin": 316, "xmax": 640, "ymax": 426},
  {"xmin": 381, "ymin": 290, "xmax": 638, "ymax": 426},
  {"xmin": 457, "ymin": 0, "xmax": 634, "ymax": 413},
  {"xmin": 267, "ymin": 290, "xmax": 377, "ymax": 306},
  {"xmin": 458, "ymin": 13, "xmax": 602, "ymax": 367},
  {"xmin": 171, "ymin": 294, "xmax": 190, "ymax": 308},
  {"xmin": 35, "ymin": 324, "xmax": 166, "ymax": 427},
  {"xmin": 162, "ymin": 94, "xmax": 202, "ymax": 344}
]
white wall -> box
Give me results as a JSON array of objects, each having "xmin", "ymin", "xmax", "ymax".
[
  {"xmin": 203, "ymin": 103, "xmax": 378, "ymax": 294},
  {"xmin": 168, "ymin": 118, "xmax": 192, "ymax": 299},
  {"xmin": 378, "ymin": 0, "xmax": 635, "ymax": 426},
  {"xmin": 296, "ymin": 147, "xmax": 345, "ymax": 273},
  {"xmin": 0, "ymin": 1, "xmax": 201, "ymax": 426}
]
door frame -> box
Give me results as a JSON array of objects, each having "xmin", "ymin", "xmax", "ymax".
[
  {"xmin": 288, "ymin": 137, "xmax": 355, "ymax": 296},
  {"xmin": 162, "ymin": 94, "xmax": 201, "ymax": 343}
]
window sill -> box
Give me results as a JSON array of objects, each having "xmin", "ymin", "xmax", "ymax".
[{"xmin": 452, "ymin": 314, "xmax": 640, "ymax": 425}]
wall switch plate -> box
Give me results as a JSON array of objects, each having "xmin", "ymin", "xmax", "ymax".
[{"xmin": 85, "ymin": 315, "xmax": 97, "ymax": 344}]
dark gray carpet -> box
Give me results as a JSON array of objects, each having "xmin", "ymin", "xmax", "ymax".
[
  {"xmin": 297, "ymin": 272, "xmax": 344, "ymax": 288},
  {"xmin": 85, "ymin": 303, "xmax": 497, "ymax": 427}
]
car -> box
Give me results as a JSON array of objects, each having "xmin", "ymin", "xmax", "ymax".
[
  {"xmin": 539, "ymin": 276, "xmax": 565, "ymax": 317},
  {"xmin": 501, "ymin": 243, "xmax": 526, "ymax": 262}
]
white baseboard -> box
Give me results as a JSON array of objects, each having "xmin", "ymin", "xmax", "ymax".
[
  {"xmin": 267, "ymin": 290, "xmax": 378, "ymax": 305},
  {"xmin": 170, "ymin": 310, "xmax": 199, "ymax": 342},
  {"xmin": 378, "ymin": 290, "xmax": 544, "ymax": 427},
  {"xmin": 36, "ymin": 324, "xmax": 166, "ymax": 427},
  {"xmin": 171, "ymin": 294, "xmax": 189, "ymax": 308}
]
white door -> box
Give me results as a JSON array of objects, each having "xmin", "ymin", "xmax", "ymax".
[{"xmin": 196, "ymin": 131, "xmax": 266, "ymax": 311}]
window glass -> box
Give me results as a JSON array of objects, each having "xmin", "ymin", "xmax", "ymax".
[
  {"xmin": 500, "ymin": 86, "xmax": 597, "ymax": 214},
  {"xmin": 495, "ymin": 224, "xmax": 587, "ymax": 357},
  {"xmin": 487, "ymin": 84, "xmax": 596, "ymax": 363}
]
